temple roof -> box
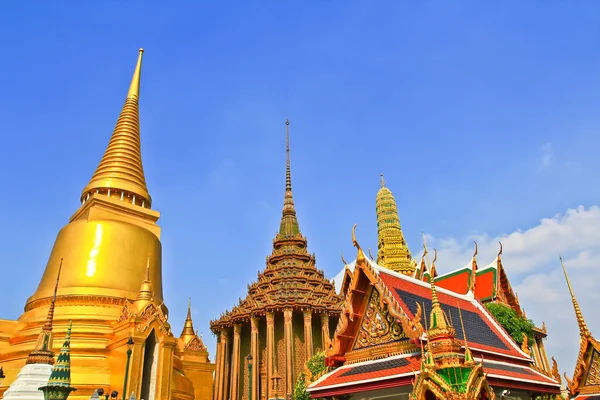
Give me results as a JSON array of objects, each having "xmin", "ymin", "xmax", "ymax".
[
  {"xmin": 308, "ymin": 353, "xmax": 560, "ymax": 396},
  {"xmin": 312, "ymin": 238, "xmax": 562, "ymax": 398},
  {"xmin": 210, "ymin": 121, "xmax": 343, "ymax": 330}
]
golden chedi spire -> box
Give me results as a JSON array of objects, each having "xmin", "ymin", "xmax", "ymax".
[
  {"xmin": 81, "ymin": 48, "xmax": 151, "ymax": 208},
  {"xmin": 560, "ymin": 256, "xmax": 591, "ymax": 338},
  {"xmin": 279, "ymin": 118, "xmax": 300, "ymax": 237},
  {"xmin": 376, "ymin": 174, "xmax": 414, "ymax": 275},
  {"xmin": 27, "ymin": 260, "xmax": 63, "ymax": 365}
]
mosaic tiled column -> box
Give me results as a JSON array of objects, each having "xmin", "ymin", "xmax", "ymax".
[
  {"xmin": 251, "ymin": 317, "xmax": 260, "ymax": 400},
  {"xmin": 303, "ymin": 310, "xmax": 313, "ymax": 361},
  {"xmin": 284, "ymin": 308, "xmax": 294, "ymax": 397},
  {"xmin": 266, "ymin": 312, "xmax": 275, "ymax": 400},
  {"xmin": 230, "ymin": 324, "xmax": 242, "ymax": 400},
  {"xmin": 321, "ymin": 315, "xmax": 330, "ymax": 351}
]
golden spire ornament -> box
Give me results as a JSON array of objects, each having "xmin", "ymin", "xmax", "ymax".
[
  {"xmin": 560, "ymin": 256, "xmax": 590, "ymax": 337},
  {"xmin": 375, "ymin": 174, "xmax": 413, "ymax": 274},
  {"xmin": 81, "ymin": 48, "xmax": 151, "ymax": 208}
]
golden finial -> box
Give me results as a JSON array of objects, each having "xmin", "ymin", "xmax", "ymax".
[
  {"xmin": 380, "ymin": 172, "xmax": 385, "ymax": 188},
  {"xmin": 341, "ymin": 252, "xmax": 347, "ymax": 266},
  {"xmin": 127, "ymin": 48, "xmax": 144, "ymax": 99},
  {"xmin": 560, "ymin": 255, "xmax": 590, "ymax": 337},
  {"xmin": 470, "ymin": 242, "xmax": 478, "ymax": 293},
  {"xmin": 430, "ymin": 249, "xmax": 439, "ymax": 305},
  {"xmin": 422, "ymin": 231, "xmax": 430, "ymax": 266},
  {"xmin": 430, "ymin": 248, "xmax": 437, "ymax": 277},
  {"xmin": 187, "ymin": 297, "xmax": 192, "ymax": 320},
  {"xmin": 368, "ymin": 248, "xmax": 375, "ymax": 261},
  {"xmin": 285, "ymin": 118, "xmax": 291, "ymax": 192},
  {"xmin": 352, "ymin": 224, "xmax": 366, "ymax": 264},
  {"xmin": 81, "ymin": 48, "xmax": 151, "ymax": 207},
  {"xmin": 498, "ymin": 241, "xmax": 503, "ymax": 257}
]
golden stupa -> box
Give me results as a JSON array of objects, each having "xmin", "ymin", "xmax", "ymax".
[{"xmin": 0, "ymin": 49, "xmax": 214, "ymax": 400}]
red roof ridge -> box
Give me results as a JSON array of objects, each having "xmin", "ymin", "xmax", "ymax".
[{"xmin": 479, "ymin": 358, "xmax": 560, "ymax": 386}]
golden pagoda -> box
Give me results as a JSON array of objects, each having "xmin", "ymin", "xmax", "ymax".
[
  {"xmin": 0, "ymin": 49, "xmax": 214, "ymax": 400},
  {"xmin": 209, "ymin": 120, "xmax": 343, "ymax": 400},
  {"xmin": 376, "ymin": 174, "xmax": 415, "ymax": 275}
]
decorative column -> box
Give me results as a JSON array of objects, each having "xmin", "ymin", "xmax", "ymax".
[
  {"xmin": 303, "ymin": 310, "xmax": 313, "ymax": 361},
  {"xmin": 221, "ymin": 329, "xmax": 231, "ymax": 400},
  {"xmin": 230, "ymin": 324, "xmax": 242, "ymax": 400},
  {"xmin": 320, "ymin": 315, "xmax": 330, "ymax": 351},
  {"xmin": 284, "ymin": 308, "xmax": 294, "ymax": 397},
  {"xmin": 214, "ymin": 339, "xmax": 223, "ymax": 400},
  {"xmin": 266, "ymin": 312, "xmax": 275, "ymax": 400},
  {"xmin": 250, "ymin": 317, "xmax": 260, "ymax": 400},
  {"xmin": 538, "ymin": 339, "xmax": 551, "ymax": 373}
]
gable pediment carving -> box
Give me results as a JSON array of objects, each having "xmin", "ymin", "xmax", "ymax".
[
  {"xmin": 353, "ymin": 287, "xmax": 406, "ymax": 350},
  {"xmin": 116, "ymin": 300, "xmax": 172, "ymax": 336}
]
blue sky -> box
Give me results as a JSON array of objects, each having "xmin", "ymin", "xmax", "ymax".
[{"xmin": 1, "ymin": 1, "xmax": 600, "ymax": 377}]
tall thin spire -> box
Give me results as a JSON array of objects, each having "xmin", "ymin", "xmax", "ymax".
[
  {"xmin": 376, "ymin": 176, "xmax": 414, "ymax": 274},
  {"xmin": 81, "ymin": 48, "xmax": 151, "ymax": 208},
  {"xmin": 279, "ymin": 118, "xmax": 300, "ymax": 237},
  {"xmin": 560, "ymin": 256, "xmax": 590, "ymax": 337},
  {"xmin": 286, "ymin": 118, "xmax": 291, "ymax": 192},
  {"xmin": 27, "ymin": 259, "xmax": 63, "ymax": 365}
]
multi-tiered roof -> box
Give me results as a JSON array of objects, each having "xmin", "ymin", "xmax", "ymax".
[{"xmin": 210, "ymin": 121, "xmax": 343, "ymax": 330}]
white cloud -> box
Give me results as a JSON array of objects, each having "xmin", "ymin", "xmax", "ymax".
[
  {"xmin": 540, "ymin": 142, "xmax": 553, "ymax": 169},
  {"xmin": 335, "ymin": 205, "xmax": 600, "ymax": 381}
]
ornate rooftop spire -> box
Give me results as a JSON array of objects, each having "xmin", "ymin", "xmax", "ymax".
[
  {"xmin": 81, "ymin": 48, "xmax": 151, "ymax": 208},
  {"xmin": 375, "ymin": 175, "xmax": 414, "ymax": 275},
  {"xmin": 27, "ymin": 259, "xmax": 63, "ymax": 365},
  {"xmin": 352, "ymin": 224, "xmax": 367, "ymax": 266},
  {"xmin": 560, "ymin": 256, "xmax": 590, "ymax": 338},
  {"xmin": 279, "ymin": 118, "xmax": 300, "ymax": 237},
  {"xmin": 39, "ymin": 321, "xmax": 77, "ymax": 400},
  {"xmin": 427, "ymin": 250, "xmax": 455, "ymax": 341},
  {"xmin": 135, "ymin": 256, "xmax": 154, "ymax": 304},
  {"xmin": 469, "ymin": 241, "xmax": 479, "ymax": 294},
  {"xmin": 181, "ymin": 298, "xmax": 196, "ymax": 338}
]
